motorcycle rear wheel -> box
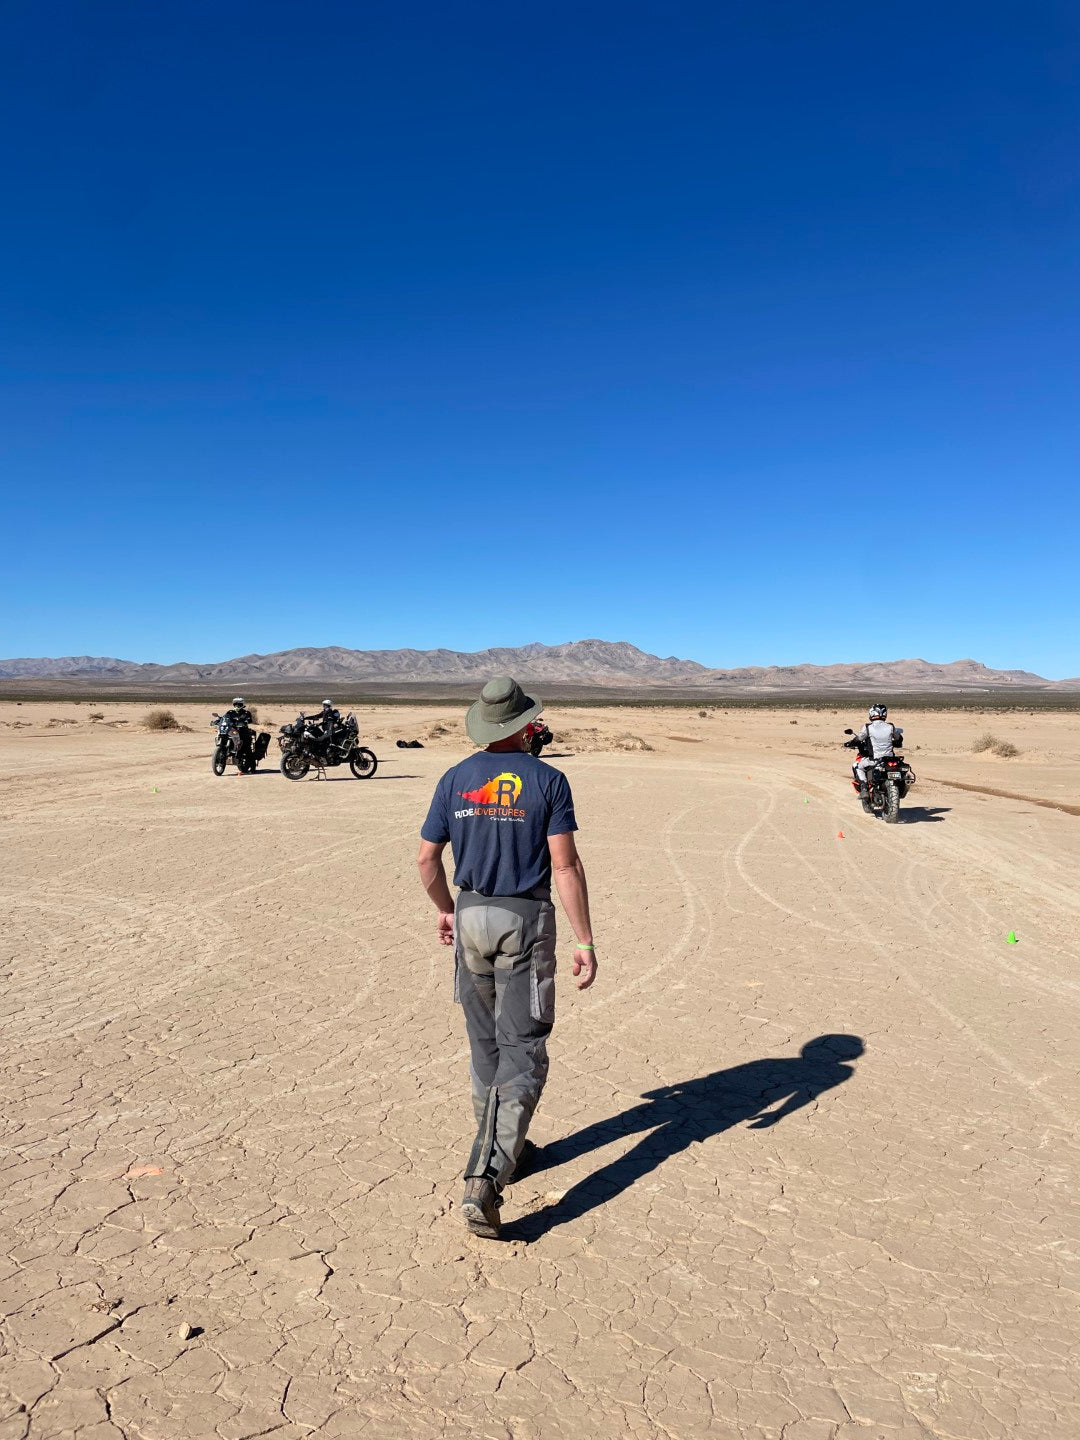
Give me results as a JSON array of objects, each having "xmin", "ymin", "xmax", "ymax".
[
  {"xmin": 884, "ymin": 781, "xmax": 901, "ymax": 824},
  {"xmin": 212, "ymin": 745, "xmax": 228, "ymax": 777},
  {"xmin": 349, "ymin": 747, "xmax": 378, "ymax": 779},
  {"xmin": 280, "ymin": 752, "xmax": 310, "ymax": 781}
]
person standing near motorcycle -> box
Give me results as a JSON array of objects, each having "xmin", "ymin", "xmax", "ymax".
[
  {"xmin": 223, "ymin": 696, "xmax": 255, "ymax": 770},
  {"xmin": 416, "ymin": 676, "xmax": 598, "ymax": 1240},
  {"xmin": 846, "ymin": 703, "xmax": 904, "ymax": 811}
]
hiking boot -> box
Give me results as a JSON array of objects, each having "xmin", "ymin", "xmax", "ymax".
[
  {"xmin": 461, "ymin": 1178, "xmax": 502, "ymax": 1238},
  {"xmin": 858, "ymin": 784, "xmax": 873, "ymax": 814},
  {"xmin": 508, "ymin": 1139, "xmax": 541, "ymax": 1185}
]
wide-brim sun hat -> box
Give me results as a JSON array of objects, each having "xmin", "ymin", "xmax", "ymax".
[{"xmin": 466, "ymin": 676, "xmax": 543, "ymax": 745}]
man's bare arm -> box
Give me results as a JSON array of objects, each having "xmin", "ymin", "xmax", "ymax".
[
  {"xmin": 549, "ymin": 830, "xmax": 597, "ymax": 989},
  {"xmin": 417, "ymin": 839, "xmax": 455, "ymax": 946}
]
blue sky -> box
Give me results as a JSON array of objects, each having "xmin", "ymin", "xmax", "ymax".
[{"xmin": 2, "ymin": 1, "xmax": 1078, "ymax": 676}]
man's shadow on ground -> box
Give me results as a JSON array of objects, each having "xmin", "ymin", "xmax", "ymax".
[{"xmin": 503, "ymin": 1034, "xmax": 864, "ymax": 1240}]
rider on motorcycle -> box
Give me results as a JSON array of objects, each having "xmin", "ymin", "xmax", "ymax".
[
  {"xmin": 845, "ymin": 704, "xmax": 904, "ymax": 810},
  {"xmin": 524, "ymin": 718, "xmax": 553, "ymax": 758},
  {"xmin": 308, "ymin": 700, "xmax": 345, "ymax": 749},
  {"xmin": 223, "ymin": 696, "xmax": 255, "ymax": 768}
]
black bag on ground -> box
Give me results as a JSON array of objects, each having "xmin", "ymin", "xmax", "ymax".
[{"xmin": 253, "ymin": 732, "xmax": 271, "ymax": 761}]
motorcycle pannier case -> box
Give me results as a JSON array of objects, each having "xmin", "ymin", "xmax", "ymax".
[{"xmin": 253, "ymin": 732, "xmax": 272, "ymax": 761}]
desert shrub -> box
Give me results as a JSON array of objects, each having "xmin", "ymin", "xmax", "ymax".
[
  {"xmin": 144, "ymin": 708, "xmax": 182, "ymax": 731},
  {"xmin": 973, "ymin": 732, "xmax": 1021, "ymax": 758},
  {"xmin": 698, "ymin": 710, "xmax": 708, "ymax": 719},
  {"xmin": 615, "ymin": 734, "xmax": 654, "ymax": 752},
  {"xmin": 246, "ymin": 705, "xmax": 259, "ymax": 722},
  {"xmin": 89, "ymin": 712, "xmax": 105, "ymax": 721}
]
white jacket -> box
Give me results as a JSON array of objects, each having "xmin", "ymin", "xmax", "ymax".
[{"xmin": 856, "ymin": 719, "xmax": 901, "ymax": 759}]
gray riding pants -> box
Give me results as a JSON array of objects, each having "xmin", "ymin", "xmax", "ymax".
[
  {"xmin": 855, "ymin": 755, "xmax": 891, "ymax": 785},
  {"xmin": 454, "ymin": 891, "xmax": 556, "ymax": 1189}
]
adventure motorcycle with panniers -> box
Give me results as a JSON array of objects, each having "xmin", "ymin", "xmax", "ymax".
[
  {"xmin": 843, "ymin": 729, "xmax": 916, "ymax": 823},
  {"xmin": 211, "ymin": 713, "xmax": 271, "ymax": 775},
  {"xmin": 278, "ymin": 711, "xmax": 378, "ymax": 781}
]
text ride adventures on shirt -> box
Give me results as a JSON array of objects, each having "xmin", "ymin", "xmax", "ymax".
[{"xmin": 421, "ymin": 751, "xmax": 578, "ymax": 900}]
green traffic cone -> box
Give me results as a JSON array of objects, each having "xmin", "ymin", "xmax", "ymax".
[{"xmin": 1006, "ymin": 930, "xmax": 1018, "ymax": 944}]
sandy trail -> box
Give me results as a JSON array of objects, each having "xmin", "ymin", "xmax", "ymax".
[{"xmin": 1, "ymin": 704, "xmax": 1078, "ymax": 1439}]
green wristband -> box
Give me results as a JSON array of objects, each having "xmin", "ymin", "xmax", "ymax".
[{"xmin": 574, "ymin": 943, "xmax": 595, "ymax": 951}]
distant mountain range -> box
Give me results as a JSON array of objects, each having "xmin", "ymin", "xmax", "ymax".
[{"xmin": 1, "ymin": 641, "xmax": 1076, "ymax": 691}]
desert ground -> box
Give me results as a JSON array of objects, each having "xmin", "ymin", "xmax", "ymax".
[{"xmin": 1, "ymin": 698, "xmax": 1078, "ymax": 1440}]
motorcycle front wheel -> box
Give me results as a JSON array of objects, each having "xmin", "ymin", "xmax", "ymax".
[
  {"xmin": 280, "ymin": 751, "xmax": 310, "ymax": 781},
  {"xmin": 884, "ymin": 781, "xmax": 901, "ymax": 824},
  {"xmin": 212, "ymin": 745, "xmax": 228, "ymax": 777},
  {"xmin": 349, "ymin": 747, "xmax": 378, "ymax": 779}
]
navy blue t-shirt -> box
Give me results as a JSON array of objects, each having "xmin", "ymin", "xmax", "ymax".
[{"xmin": 421, "ymin": 751, "xmax": 577, "ymax": 899}]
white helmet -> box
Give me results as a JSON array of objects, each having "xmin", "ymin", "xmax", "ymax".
[
  {"xmin": 868, "ymin": 703, "xmax": 887, "ymax": 720},
  {"xmin": 232, "ymin": 696, "xmax": 245, "ymax": 707}
]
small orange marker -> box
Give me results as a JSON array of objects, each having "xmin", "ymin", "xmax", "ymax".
[{"xmin": 837, "ymin": 831, "xmax": 844, "ymax": 839}]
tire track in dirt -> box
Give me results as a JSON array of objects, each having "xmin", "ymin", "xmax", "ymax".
[
  {"xmin": 1, "ymin": 887, "xmax": 243, "ymax": 1048},
  {"xmin": 731, "ymin": 784, "xmax": 849, "ymax": 939},
  {"xmin": 899, "ymin": 859, "xmax": 1080, "ymax": 1005},
  {"xmin": 717, "ymin": 763, "xmax": 1073, "ymax": 1125},
  {"xmin": 921, "ymin": 774, "xmax": 1080, "ymax": 817},
  {"xmin": 814, "ymin": 828, "xmax": 1072, "ymax": 1126}
]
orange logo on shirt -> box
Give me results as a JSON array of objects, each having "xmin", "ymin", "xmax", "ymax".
[{"xmin": 459, "ymin": 772, "xmax": 523, "ymax": 807}]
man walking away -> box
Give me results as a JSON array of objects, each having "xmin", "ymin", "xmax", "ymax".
[{"xmin": 417, "ymin": 676, "xmax": 598, "ymax": 1239}]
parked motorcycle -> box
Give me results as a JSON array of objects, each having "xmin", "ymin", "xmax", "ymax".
[
  {"xmin": 278, "ymin": 711, "xmax": 378, "ymax": 781},
  {"xmin": 843, "ymin": 729, "xmax": 915, "ymax": 823},
  {"xmin": 211, "ymin": 713, "xmax": 271, "ymax": 776},
  {"xmin": 525, "ymin": 719, "xmax": 553, "ymax": 758}
]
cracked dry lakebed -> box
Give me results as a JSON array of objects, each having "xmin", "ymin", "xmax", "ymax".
[{"xmin": 1, "ymin": 701, "xmax": 1078, "ymax": 1438}]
